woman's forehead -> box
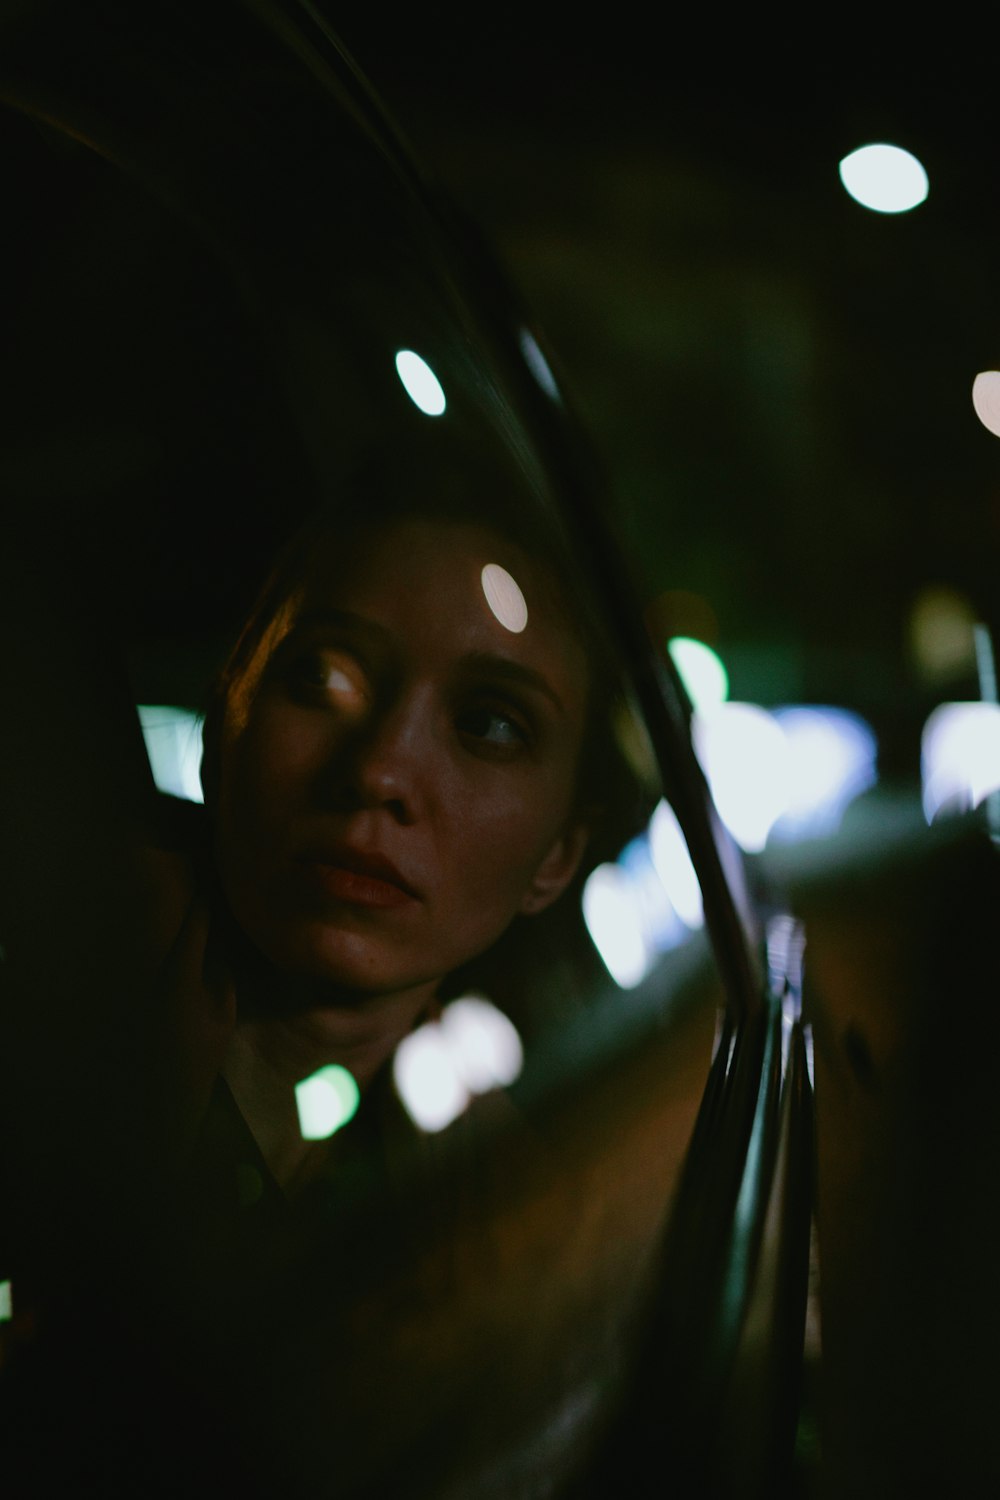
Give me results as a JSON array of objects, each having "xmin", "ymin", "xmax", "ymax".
[
  {"xmin": 305, "ymin": 516, "xmax": 525, "ymax": 585},
  {"xmin": 294, "ymin": 515, "xmax": 589, "ymax": 695},
  {"xmin": 301, "ymin": 518, "xmax": 565, "ymax": 628}
]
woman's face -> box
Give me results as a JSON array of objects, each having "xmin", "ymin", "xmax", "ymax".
[{"xmin": 213, "ymin": 518, "xmax": 591, "ymax": 1002}]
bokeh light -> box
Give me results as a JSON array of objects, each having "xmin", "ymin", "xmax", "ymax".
[
  {"xmin": 619, "ymin": 834, "xmax": 689, "ymax": 952},
  {"xmin": 909, "ymin": 587, "xmax": 978, "ymax": 683},
  {"xmin": 394, "ymin": 996, "xmax": 524, "ymax": 1131},
  {"xmin": 394, "ymin": 1026, "xmax": 468, "ymax": 1132},
  {"xmin": 581, "ymin": 796, "xmax": 706, "ymax": 987},
  {"xmin": 693, "ymin": 702, "xmax": 791, "ymax": 853},
  {"xmin": 481, "ymin": 562, "xmax": 528, "ymax": 633},
  {"xmin": 440, "ymin": 995, "xmax": 523, "ymax": 1092},
  {"xmin": 294, "ymin": 1064, "xmax": 360, "ymax": 1140},
  {"xmin": 582, "ymin": 862, "xmax": 650, "ymax": 988},
  {"xmin": 582, "ymin": 699, "xmax": 880, "ymax": 987},
  {"xmin": 972, "ymin": 372, "xmax": 1000, "ymax": 438},
  {"xmin": 838, "ymin": 143, "xmax": 928, "ymax": 214},
  {"xmin": 667, "ymin": 636, "xmax": 729, "ymax": 713},
  {"xmin": 394, "ymin": 348, "xmax": 446, "ymax": 415},
  {"xmin": 921, "ymin": 701, "xmax": 1000, "ymax": 822},
  {"xmin": 648, "ymin": 798, "xmax": 704, "ymax": 929},
  {"xmin": 0, "ymin": 1280, "xmax": 11, "ymax": 1322},
  {"xmin": 518, "ymin": 328, "xmax": 560, "ymax": 400},
  {"xmin": 771, "ymin": 706, "xmax": 878, "ymax": 841},
  {"xmin": 138, "ymin": 705, "xmax": 205, "ymax": 803}
]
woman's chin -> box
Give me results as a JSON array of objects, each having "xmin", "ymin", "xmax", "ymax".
[{"xmin": 256, "ymin": 922, "xmax": 434, "ymax": 1004}]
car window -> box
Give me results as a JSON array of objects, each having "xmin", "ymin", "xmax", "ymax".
[{"xmin": 0, "ymin": 9, "xmax": 777, "ymax": 1497}]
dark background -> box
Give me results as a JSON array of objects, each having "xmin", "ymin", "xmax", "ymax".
[
  {"xmin": 3, "ymin": 12, "xmax": 998, "ymax": 1493},
  {"xmin": 326, "ymin": 19, "xmax": 1000, "ymax": 796},
  {"xmin": 312, "ymin": 45, "xmax": 1000, "ymax": 1488}
]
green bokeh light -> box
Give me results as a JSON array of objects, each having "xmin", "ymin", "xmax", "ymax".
[
  {"xmin": 667, "ymin": 636, "xmax": 729, "ymax": 713},
  {"xmin": 294, "ymin": 1065, "xmax": 360, "ymax": 1140}
]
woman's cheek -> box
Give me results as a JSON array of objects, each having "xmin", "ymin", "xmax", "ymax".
[
  {"xmin": 458, "ymin": 779, "xmax": 566, "ymax": 882},
  {"xmin": 240, "ymin": 707, "xmax": 332, "ymax": 808}
]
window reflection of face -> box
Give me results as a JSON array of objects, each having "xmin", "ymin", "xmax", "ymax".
[{"xmin": 213, "ymin": 519, "xmax": 591, "ymax": 1005}]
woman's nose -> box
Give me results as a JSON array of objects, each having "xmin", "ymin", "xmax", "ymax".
[{"xmin": 329, "ymin": 694, "xmax": 428, "ymax": 822}]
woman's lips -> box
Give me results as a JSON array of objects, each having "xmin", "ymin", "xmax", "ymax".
[{"xmin": 296, "ymin": 848, "xmax": 420, "ymax": 909}]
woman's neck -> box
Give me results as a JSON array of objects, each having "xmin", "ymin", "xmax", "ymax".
[{"xmin": 220, "ymin": 975, "xmax": 437, "ymax": 1192}]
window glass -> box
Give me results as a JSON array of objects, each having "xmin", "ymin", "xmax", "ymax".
[{"xmin": 0, "ymin": 10, "xmax": 749, "ymax": 1496}]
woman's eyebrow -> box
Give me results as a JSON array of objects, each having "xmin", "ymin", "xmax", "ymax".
[
  {"xmin": 461, "ymin": 652, "xmax": 565, "ymax": 714},
  {"xmin": 291, "ymin": 607, "xmax": 391, "ymax": 645}
]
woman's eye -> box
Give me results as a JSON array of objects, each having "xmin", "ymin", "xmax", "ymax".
[
  {"xmin": 457, "ymin": 704, "xmax": 531, "ymax": 753},
  {"xmin": 288, "ymin": 648, "xmax": 369, "ymax": 714}
]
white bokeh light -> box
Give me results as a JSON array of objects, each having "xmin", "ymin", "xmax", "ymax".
[
  {"xmin": 921, "ymin": 701, "xmax": 1000, "ymax": 822},
  {"xmin": 394, "ymin": 1026, "xmax": 469, "ymax": 1132},
  {"xmin": 619, "ymin": 836, "xmax": 689, "ymax": 954},
  {"xmin": 518, "ymin": 328, "xmax": 560, "ymax": 401},
  {"xmin": 838, "ymin": 143, "xmax": 928, "ymax": 214},
  {"xmin": 771, "ymin": 706, "xmax": 877, "ymax": 840},
  {"xmin": 394, "ymin": 997, "xmax": 524, "ymax": 1132},
  {"xmin": 648, "ymin": 799, "xmax": 704, "ymax": 930},
  {"xmin": 582, "ymin": 862, "xmax": 650, "ymax": 989},
  {"xmin": 972, "ymin": 372, "xmax": 1000, "ymax": 439},
  {"xmin": 440, "ymin": 995, "xmax": 523, "ymax": 1092},
  {"xmin": 138, "ymin": 705, "xmax": 205, "ymax": 803},
  {"xmin": 481, "ymin": 563, "xmax": 528, "ymax": 633},
  {"xmin": 693, "ymin": 702, "xmax": 791, "ymax": 853},
  {"xmin": 667, "ymin": 637, "xmax": 729, "ymax": 713},
  {"xmin": 394, "ymin": 349, "xmax": 446, "ymax": 416}
]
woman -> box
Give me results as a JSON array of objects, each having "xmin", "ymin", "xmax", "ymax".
[
  {"xmin": 154, "ymin": 457, "xmax": 627, "ymax": 1225},
  {"xmin": 99, "ymin": 469, "xmax": 632, "ymax": 1497}
]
